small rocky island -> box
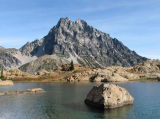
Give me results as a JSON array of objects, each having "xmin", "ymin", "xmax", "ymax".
[
  {"xmin": 85, "ymin": 83, "xmax": 134, "ymax": 109},
  {"xmin": 0, "ymin": 88, "xmax": 45, "ymax": 96},
  {"xmin": 0, "ymin": 80, "xmax": 14, "ymax": 86}
]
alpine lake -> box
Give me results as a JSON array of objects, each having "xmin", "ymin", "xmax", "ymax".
[{"xmin": 0, "ymin": 81, "xmax": 160, "ymax": 119}]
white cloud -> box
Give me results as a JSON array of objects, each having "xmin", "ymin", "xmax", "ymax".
[{"xmin": 142, "ymin": 54, "xmax": 160, "ymax": 60}]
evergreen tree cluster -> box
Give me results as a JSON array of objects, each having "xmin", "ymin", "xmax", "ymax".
[
  {"xmin": 61, "ymin": 60, "xmax": 74, "ymax": 71},
  {"xmin": 0, "ymin": 65, "xmax": 5, "ymax": 80}
]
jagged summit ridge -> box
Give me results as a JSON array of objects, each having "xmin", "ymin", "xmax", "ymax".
[{"xmin": 56, "ymin": 17, "xmax": 88, "ymax": 27}]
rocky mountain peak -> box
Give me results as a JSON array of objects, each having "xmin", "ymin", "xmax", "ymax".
[
  {"xmin": 56, "ymin": 17, "xmax": 87, "ymax": 26},
  {"xmin": 0, "ymin": 17, "xmax": 147, "ymax": 72},
  {"xmin": 18, "ymin": 17, "xmax": 147, "ymax": 70},
  {"xmin": 56, "ymin": 17, "xmax": 71, "ymax": 27},
  {"xmin": 75, "ymin": 19, "xmax": 89, "ymax": 27},
  {"xmin": 20, "ymin": 39, "xmax": 42, "ymax": 56},
  {"xmin": 55, "ymin": 17, "xmax": 91, "ymax": 32}
]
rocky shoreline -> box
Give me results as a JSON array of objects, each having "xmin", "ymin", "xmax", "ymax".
[
  {"xmin": 1, "ymin": 60, "xmax": 160, "ymax": 83},
  {"xmin": 66, "ymin": 60, "xmax": 160, "ymax": 82}
]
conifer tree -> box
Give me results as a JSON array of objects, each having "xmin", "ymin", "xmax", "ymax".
[
  {"xmin": 1, "ymin": 65, "xmax": 4, "ymax": 79},
  {"xmin": 70, "ymin": 60, "xmax": 74, "ymax": 71}
]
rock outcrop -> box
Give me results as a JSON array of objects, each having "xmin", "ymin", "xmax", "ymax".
[
  {"xmin": 0, "ymin": 80, "xmax": 14, "ymax": 86},
  {"xmin": 27, "ymin": 88, "xmax": 45, "ymax": 92},
  {"xmin": 131, "ymin": 60, "xmax": 160, "ymax": 73},
  {"xmin": 85, "ymin": 84, "xmax": 134, "ymax": 109},
  {"xmin": 66, "ymin": 60, "xmax": 160, "ymax": 82},
  {"xmin": 66, "ymin": 66, "xmax": 139, "ymax": 82},
  {"xmin": 19, "ymin": 55, "xmax": 68, "ymax": 74}
]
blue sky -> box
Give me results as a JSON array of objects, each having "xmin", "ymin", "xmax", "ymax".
[{"xmin": 0, "ymin": 0, "xmax": 160, "ymax": 59}]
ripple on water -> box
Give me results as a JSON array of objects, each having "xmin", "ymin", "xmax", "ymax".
[{"xmin": 0, "ymin": 82, "xmax": 160, "ymax": 119}]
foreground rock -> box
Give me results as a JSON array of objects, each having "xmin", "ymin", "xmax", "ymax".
[
  {"xmin": 0, "ymin": 88, "xmax": 45, "ymax": 96},
  {"xmin": 0, "ymin": 80, "xmax": 14, "ymax": 86},
  {"xmin": 85, "ymin": 84, "xmax": 134, "ymax": 109}
]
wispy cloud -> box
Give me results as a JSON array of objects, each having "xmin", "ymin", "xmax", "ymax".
[
  {"xmin": 142, "ymin": 55, "xmax": 160, "ymax": 60},
  {"xmin": 0, "ymin": 38, "xmax": 30, "ymax": 48}
]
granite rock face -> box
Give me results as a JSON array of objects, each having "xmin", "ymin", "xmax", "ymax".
[
  {"xmin": 0, "ymin": 47, "xmax": 21, "ymax": 69},
  {"xmin": 65, "ymin": 60, "xmax": 160, "ymax": 82},
  {"xmin": 131, "ymin": 60, "xmax": 160, "ymax": 73},
  {"xmin": 0, "ymin": 46, "xmax": 37, "ymax": 69},
  {"xmin": 85, "ymin": 83, "xmax": 134, "ymax": 109}
]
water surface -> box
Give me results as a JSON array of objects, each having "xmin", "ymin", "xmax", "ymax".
[{"xmin": 0, "ymin": 81, "xmax": 159, "ymax": 119}]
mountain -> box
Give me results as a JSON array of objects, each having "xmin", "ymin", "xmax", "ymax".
[
  {"xmin": 1, "ymin": 17, "xmax": 147, "ymax": 73},
  {"xmin": 0, "ymin": 46, "xmax": 36, "ymax": 70},
  {"xmin": 19, "ymin": 54, "xmax": 69, "ymax": 74},
  {"xmin": 19, "ymin": 17, "xmax": 146, "ymax": 73},
  {"xmin": 0, "ymin": 47, "xmax": 21, "ymax": 69}
]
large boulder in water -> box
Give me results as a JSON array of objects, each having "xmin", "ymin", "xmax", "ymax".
[{"xmin": 85, "ymin": 83, "xmax": 134, "ymax": 109}]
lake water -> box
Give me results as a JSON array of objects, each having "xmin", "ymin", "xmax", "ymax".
[{"xmin": 0, "ymin": 81, "xmax": 160, "ymax": 119}]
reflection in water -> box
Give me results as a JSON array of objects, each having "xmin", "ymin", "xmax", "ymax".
[
  {"xmin": 0, "ymin": 82, "xmax": 160, "ymax": 119},
  {"xmin": 103, "ymin": 105, "xmax": 133, "ymax": 119}
]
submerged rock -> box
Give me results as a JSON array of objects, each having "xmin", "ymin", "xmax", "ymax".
[
  {"xmin": 27, "ymin": 88, "xmax": 44, "ymax": 92},
  {"xmin": 0, "ymin": 80, "xmax": 14, "ymax": 86},
  {"xmin": 0, "ymin": 88, "xmax": 45, "ymax": 96},
  {"xmin": 85, "ymin": 83, "xmax": 134, "ymax": 109}
]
